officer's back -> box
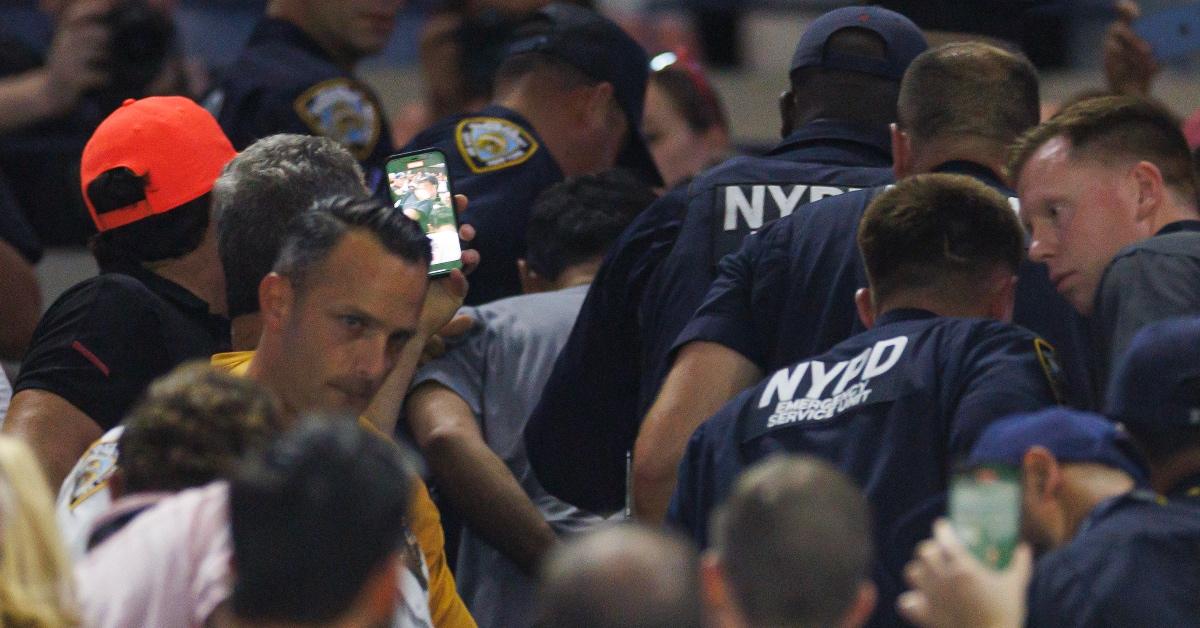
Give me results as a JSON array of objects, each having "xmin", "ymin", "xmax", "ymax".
[
  {"xmin": 668, "ymin": 175, "xmax": 1062, "ymax": 626},
  {"xmin": 524, "ymin": 6, "xmax": 926, "ymax": 514},
  {"xmin": 404, "ymin": 3, "xmax": 662, "ymax": 305}
]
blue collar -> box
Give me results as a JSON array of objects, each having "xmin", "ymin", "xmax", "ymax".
[
  {"xmin": 931, "ymin": 161, "xmax": 1011, "ymax": 194},
  {"xmin": 873, "ymin": 308, "xmax": 940, "ymax": 328},
  {"xmin": 1156, "ymin": 220, "xmax": 1200, "ymax": 236},
  {"xmin": 769, "ymin": 119, "xmax": 892, "ymax": 162}
]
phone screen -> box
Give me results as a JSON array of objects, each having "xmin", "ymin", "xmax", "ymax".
[
  {"xmin": 948, "ymin": 464, "xmax": 1021, "ymax": 569},
  {"xmin": 385, "ymin": 149, "xmax": 463, "ymax": 276}
]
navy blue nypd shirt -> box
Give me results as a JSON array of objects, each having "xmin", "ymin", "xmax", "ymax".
[
  {"xmin": 404, "ymin": 105, "xmax": 563, "ymax": 305},
  {"xmin": 675, "ymin": 161, "xmax": 1093, "ymax": 409},
  {"xmin": 525, "ymin": 120, "xmax": 894, "ymax": 513},
  {"xmin": 668, "ymin": 309, "xmax": 1061, "ymax": 625},
  {"xmin": 207, "ymin": 18, "xmax": 393, "ymax": 194}
]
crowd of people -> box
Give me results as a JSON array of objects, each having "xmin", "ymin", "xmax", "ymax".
[{"xmin": 0, "ymin": 0, "xmax": 1199, "ymax": 626}]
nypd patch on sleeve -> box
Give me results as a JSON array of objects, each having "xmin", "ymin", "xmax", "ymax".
[
  {"xmin": 455, "ymin": 116, "xmax": 539, "ymax": 174},
  {"xmin": 293, "ymin": 78, "xmax": 382, "ymax": 161}
]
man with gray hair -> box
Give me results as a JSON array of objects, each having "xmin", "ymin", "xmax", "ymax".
[
  {"xmin": 703, "ymin": 455, "xmax": 876, "ymax": 628},
  {"xmin": 211, "ymin": 133, "xmax": 368, "ymax": 350},
  {"xmin": 537, "ymin": 524, "xmax": 702, "ymax": 628}
]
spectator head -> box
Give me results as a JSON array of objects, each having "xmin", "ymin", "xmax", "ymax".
[
  {"xmin": 894, "ymin": 42, "xmax": 1039, "ymax": 178},
  {"xmin": 213, "ymin": 134, "xmax": 367, "ymax": 322},
  {"xmin": 965, "ymin": 408, "xmax": 1143, "ymax": 554},
  {"xmin": 538, "ymin": 523, "xmax": 702, "ymax": 628},
  {"xmin": 494, "ymin": 3, "xmax": 661, "ymax": 185},
  {"xmin": 229, "ymin": 420, "xmax": 412, "ymax": 625},
  {"xmin": 705, "ymin": 455, "xmax": 874, "ymax": 628},
  {"xmin": 267, "ymin": 0, "xmax": 404, "ymax": 63},
  {"xmin": 82, "ymin": 96, "xmax": 236, "ymax": 271},
  {"xmin": 856, "ymin": 173, "xmax": 1024, "ymax": 325},
  {"xmin": 0, "ymin": 435, "xmax": 77, "ymax": 627},
  {"xmin": 783, "ymin": 6, "xmax": 927, "ymax": 137},
  {"xmin": 257, "ymin": 195, "xmax": 430, "ymax": 418},
  {"xmin": 115, "ymin": 362, "xmax": 283, "ymax": 497},
  {"xmin": 413, "ymin": 175, "xmax": 439, "ymax": 200},
  {"xmin": 1106, "ymin": 316, "xmax": 1200, "ymax": 495},
  {"xmin": 519, "ymin": 169, "xmax": 656, "ymax": 293},
  {"xmin": 1009, "ymin": 96, "xmax": 1199, "ymax": 315},
  {"xmin": 645, "ymin": 50, "xmax": 731, "ymax": 187}
]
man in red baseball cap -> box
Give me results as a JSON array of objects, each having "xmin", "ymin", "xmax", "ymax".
[{"xmin": 4, "ymin": 96, "xmax": 236, "ymax": 487}]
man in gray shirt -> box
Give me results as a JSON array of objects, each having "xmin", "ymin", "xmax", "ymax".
[{"xmin": 406, "ymin": 171, "xmax": 656, "ymax": 628}]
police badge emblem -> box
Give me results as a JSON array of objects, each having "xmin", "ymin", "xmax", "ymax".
[
  {"xmin": 293, "ymin": 79, "xmax": 382, "ymax": 161},
  {"xmin": 1034, "ymin": 337, "xmax": 1067, "ymax": 405},
  {"xmin": 455, "ymin": 117, "xmax": 538, "ymax": 173}
]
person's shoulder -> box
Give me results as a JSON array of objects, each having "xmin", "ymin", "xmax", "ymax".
[
  {"xmin": 1114, "ymin": 229, "xmax": 1200, "ymax": 262},
  {"xmin": 409, "ymin": 109, "xmax": 550, "ymax": 181},
  {"xmin": 41, "ymin": 272, "xmax": 160, "ymax": 321}
]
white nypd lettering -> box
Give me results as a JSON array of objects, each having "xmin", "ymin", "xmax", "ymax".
[
  {"xmin": 758, "ymin": 336, "xmax": 910, "ymax": 428},
  {"xmin": 722, "ymin": 184, "xmax": 861, "ymax": 232}
]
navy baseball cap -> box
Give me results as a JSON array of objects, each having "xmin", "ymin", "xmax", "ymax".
[
  {"xmin": 505, "ymin": 3, "xmax": 662, "ymax": 186},
  {"xmin": 966, "ymin": 408, "xmax": 1147, "ymax": 482},
  {"xmin": 790, "ymin": 6, "xmax": 927, "ymax": 80},
  {"xmin": 1107, "ymin": 317, "xmax": 1200, "ymax": 430}
]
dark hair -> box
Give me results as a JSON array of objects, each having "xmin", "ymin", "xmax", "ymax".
[
  {"xmin": 789, "ymin": 27, "xmax": 902, "ymax": 130},
  {"xmin": 858, "ymin": 173, "xmax": 1025, "ymax": 305},
  {"xmin": 118, "ymin": 362, "xmax": 281, "ymax": 494},
  {"xmin": 86, "ymin": 167, "xmax": 210, "ymax": 269},
  {"xmin": 418, "ymin": 175, "xmax": 439, "ymax": 187},
  {"xmin": 898, "ymin": 42, "xmax": 1040, "ymax": 146},
  {"xmin": 538, "ymin": 524, "xmax": 702, "ymax": 628},
  {"xmin": 525, "ymin": 170, "xmax": 654, "ymax": 281},
  {"xmin": 273, "ymin": 195, "xmax": 431, "ymax": 294},
  {"xmin": 650, "ymin": 62, "xmax": 728, "ymax": 134},
  {"xmin": 229, "ymin": 420, "xmax": 412, "ymax": 623},
  {"xmin": 1007, "ymin": 95, "xmax": 1196, "ymax": 204},
  {"xmin": 711, "ymin": 455, "xmax": 872, "ymax": 627},
  {"xmin": 493, "ymin": 51, "xmax": 599, "ymax": 94},
  {"xmin": 213, "ymin": 135, "xmax": 367, "ymax": 319}
]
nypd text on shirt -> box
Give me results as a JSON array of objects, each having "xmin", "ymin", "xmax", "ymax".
[
  {"xmin": 758, "ymin": 335, "xmax": 908, "ymax": 427},
  {"xmin": 711, "ymin": 183, "xmax": 861, "ymax": 263}
]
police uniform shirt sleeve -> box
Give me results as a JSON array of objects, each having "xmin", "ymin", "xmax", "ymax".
[
  {"xmin": 14, "ymin": 276, "xmax": 172, "ymax": 430},
  {"xmin": 412, "ymin": 306, "xmax": 487, "ymax": 416},
  {"xmin": 525, "ymin": 189, "xmax": 688, "ymax": 514},
  {"xmin": 947, "ymin": 324, "xmax": 1062, "ymax": 459},
  {"xmin": 1091, "ymin": 240, "xmax": 1200, "ymax": 388}
]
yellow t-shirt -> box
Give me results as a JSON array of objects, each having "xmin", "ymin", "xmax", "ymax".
[{"xmin": 211, "ymin": 351, "xmax": 476, "ymax": 628}]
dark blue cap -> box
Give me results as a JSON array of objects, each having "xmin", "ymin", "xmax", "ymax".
[
  {"xmin": 1107, "ymin": 316, "xmax": 1200, "ymax": 430},
  {"xmin": 790, "ymin": 6, "xmax": 927, "ymax": 80},
  {"xmin": 966, "ymin": 408, "xmax": 1147, "ymax": 482},
  {"xmin": 504, "ymin": 3, "xmax": 662, "ymax": 186}
]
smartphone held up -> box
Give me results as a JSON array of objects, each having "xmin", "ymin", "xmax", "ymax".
[{"xmin": 386, "ymin": 149, "xmax": 463, "ymax": 276}]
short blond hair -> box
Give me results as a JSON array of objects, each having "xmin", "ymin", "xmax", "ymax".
[{"xmin": 0, "ymin": 435, "xmax": 77, "ymax": 626}]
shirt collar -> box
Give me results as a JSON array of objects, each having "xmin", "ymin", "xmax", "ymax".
[
  {"xmin": 931, "ymin": 161, "xmax": 1011, "ymax": 193},
  {"xmin": 1155, "ymin": 220, "xmax": 1200, "ymax": 236},
  {"xmin": 768, "ymin": 119, "xmax": 892, "ymax": 162},
  {"xmin": 104, "ymin": 262, "xmax": 217, "ymax": 317},
  {"xmin": 873, "ymin": 308, "xmax": 940, "ymax": 328},
  {"xmin": 248, "ymin": 17, "xmax": 334, "ymax": 63}
]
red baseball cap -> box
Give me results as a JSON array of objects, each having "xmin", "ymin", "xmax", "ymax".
[{"xmin": 81, "ymin": 97, "xmax": 237, "ymax": 232}]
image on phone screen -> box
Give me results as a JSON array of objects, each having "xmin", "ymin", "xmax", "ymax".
[
  {"xmin": 385, "ymin": 149, "xmax": 463, "ymax": 276},
  {"xmin": 949, "ymin": 464, "xmax": 1021, "ymax": 569}
]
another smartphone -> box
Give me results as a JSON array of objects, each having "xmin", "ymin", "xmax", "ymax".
[
  {"xmin": 948, "ymin": 463, "xmax": 1021, "ymax": 570},
  {"xmin": 1134, "ymin": 4, "xmax": 1200, "ymax": 61},
  {"xmin": 385, "ymin": 149, "xmax": 463, "ymax": 276}
]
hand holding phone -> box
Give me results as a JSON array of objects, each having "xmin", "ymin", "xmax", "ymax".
[
  {"xmin": 948, "ymin": 464, "xmax": 1021, "ymax": 570},
  {"xmin": 385, "ymin": 149, "xmax": 464, "ymax": 277}
]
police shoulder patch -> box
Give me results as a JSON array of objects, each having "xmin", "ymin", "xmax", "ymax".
[
  {"xmin": 293, "ymin": 78, "xmax": 382, "ymax": 161},
  {"xmin": 1034, "ymin": 337, "xmax": 1067, "ymax": 404},
  {"xmin": 455, "ymin": 116, "xmax": 538, "ymax": 174},
  {"xmin": 67, "ymin": 429, "xmax": 122, "ymax": 509}
]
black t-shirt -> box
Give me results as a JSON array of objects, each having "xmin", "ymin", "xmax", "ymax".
[{"xmin": 14, "ymin": 264, "xmax": 230, "ymax": 430}]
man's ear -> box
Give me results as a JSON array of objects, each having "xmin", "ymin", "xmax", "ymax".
[
  {"xmin": 839, "ymin": 581, "xmax": 878, "ymax": 628},
  {"xmin": 987, "ymin": 273, "xmax": 1019, "ymax": 323},
  {"xmin": 779, "ymin": 89, "xmax": 796, "ymax": 138},
  {"xmin": 1129, "ymin": 160, "xmax": 1166, "ymax": 224},
  {"xmin": 361, "ymin": 555, "xmax": 402, "ymax": 624},
  {"xmin": 1022, "ymin": 446, "xmax": 1060, "ymax": 499},
  {"xmin": 258, "ymin": 273, "xmax": 293, "ymax": 330},
  {"xmin": 891, "ymin": 124, "xmax": 912, "ymax": 180},
  {"xmin": 516, "ymin": 259, "xmax": 544, "ymax": 294},
  {"xmin": 855, "ymin": 288, "xmax": 876, "ymax": 329}
]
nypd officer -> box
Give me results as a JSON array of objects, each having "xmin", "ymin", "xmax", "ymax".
[
  {"xmin": 525, "ymin": 6, "xmax": 927, "ymax": 513},
  {"xmin": 403, "ymin": 3, "xmax": 661, "ymax": 305},
  {"xmin": 668, "ymin": 173, "xmax": 1062, "ymax": 627},
  {"xmin": 633, "ymin": 42, "xmax": 1091, "ymax": 521},
  {"xmin": 207, "ymin": 0, "xmax": 402, "ymax": 194}
]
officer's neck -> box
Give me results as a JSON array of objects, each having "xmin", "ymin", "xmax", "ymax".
[
  {"xmin": 145, "ymin": 229, "xmax": 228, "ymax": 317},
  {"xmin": 897, "ymin": 136, "xmax": 1008, "ymax": 182}
]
